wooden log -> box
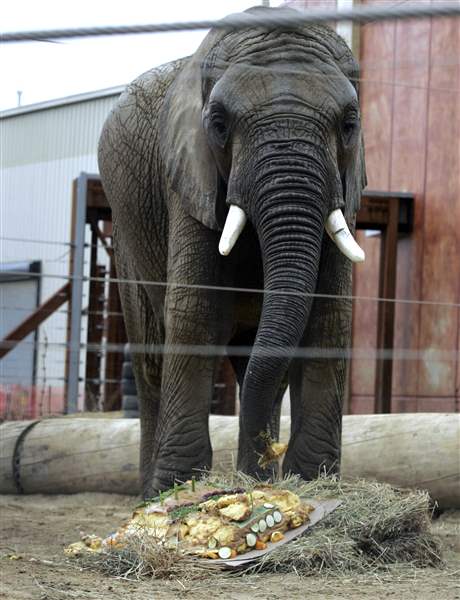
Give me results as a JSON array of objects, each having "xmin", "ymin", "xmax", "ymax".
[{"xmin": 0, "ymin": 414, "xmax": 458, "ymax": 508}]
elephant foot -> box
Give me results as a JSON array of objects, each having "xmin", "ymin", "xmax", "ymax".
[
  {"xmin": 283, "ymin": 438, "xmax": 341, "ymax": 482},
  {"xmin": 237, "ymin": 454, "xmax": 277, "ymax": 482},
  {"xmin": 149, "ymin": 457, "xmax": 212, "ymax": 497}
]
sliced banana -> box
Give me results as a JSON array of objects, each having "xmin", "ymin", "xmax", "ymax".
[
  {"xmin": 273, "ymin": 510, "xmax": 283, "ymax": 523},
  {"xmin": 263, "ymin": 503, "xmax": 274, "ymax": 509},
  {"xmin": 258, "ymin": 519, "xmax": 267, "ymax": 533},
  {"xmin": 246, "ymin": 533, "xmax": 257, "ymax": 547},
  {"xmin": 218, "ymin": 546, "xmax": 232, "ymax": 559},
  {"xmin": 266, "ymin": 514, "xmax": 275, "ymax": 528},
  {"xmin": 250, "ymin": 522, "xmax": 260, "ymax": 533}
]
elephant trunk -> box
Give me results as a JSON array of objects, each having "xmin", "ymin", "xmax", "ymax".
[{"xmin": 238, "ymin": 159, "xmax": 327, "ymax": 475}]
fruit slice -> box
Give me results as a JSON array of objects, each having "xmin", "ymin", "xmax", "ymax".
[
  {"xmin": 246, "ymin": 533, "xmax": 257, "ymax": 547},
  {"xmin": 218, "ymin": 547, "xmax": 232, "ymax": 559},
  {"xmin": 273, "ymin": 510, "xmax": 283, "ymax": 523},
  {"xmin": 258, "ymin": 519, "xmax": 267, "ymax": 533},
  {"xmin": 266, "ymin": 514, "xmax": 275, "ymax": 528}
]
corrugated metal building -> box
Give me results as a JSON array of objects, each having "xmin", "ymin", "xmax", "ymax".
[{"xmin": 1, "ymin": 87, "xmax": 123, "ymax": 413}]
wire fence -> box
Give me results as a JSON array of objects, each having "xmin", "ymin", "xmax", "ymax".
[
  {"xmin": 2, "ymin": 2, "xmax": 460, "ymax": 43},
  {"xmin": 1, "ymin": 268, "xmax": 460, "ymax": 308},
  {"xmin": 1, "ymin": 2, "xmax": 460, "ymax": 422}
]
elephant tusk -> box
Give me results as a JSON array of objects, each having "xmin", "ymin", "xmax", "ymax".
[
  {"xmin": 218, "ymin": 205, "xmax": 247, "ymax": 256},
  {"xmin": 325, "ymin": 209, "xmax": 365, "ymax": 263}
]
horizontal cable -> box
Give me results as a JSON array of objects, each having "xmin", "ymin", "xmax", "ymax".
[
  {"xmin": 2, "ymin": 3, "xmax": 460, "ymax": 43},
  {"xmin": 0, "ymin": 236, "xmax": 74, "ymax": 247},
  {"xmin": 0, "ymin": 305, "xmax": 122, "ymax": 318},
  {"xmin": 2, "ymin": 269, "xmax": 459, "ymax": 308},
  {"xmin": 0, "ymin": 341, "xmax": 458, "ymax": 362}
]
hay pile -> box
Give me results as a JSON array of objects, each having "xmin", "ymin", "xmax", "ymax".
[{"xmin": 77, "ymin": 473, "xmax": 442, "ymax": 580}]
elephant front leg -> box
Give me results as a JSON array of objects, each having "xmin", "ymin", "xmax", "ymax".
[
  {"xmin": 151, "ymin": 316, "xmax": 217, "ymax": 493},
  {"xmin": 284, "ymin": 236, "xmax": 353, "ymax": 479},
  {"xmin": 149, "ymin": 213, "xmax": 232, "ymax": 494}
]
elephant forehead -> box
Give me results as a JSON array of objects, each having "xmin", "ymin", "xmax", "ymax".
[
  {"xmin": 208, "ymin": 24, "xmax": 354, "ymax": 71},
  {"xmin": 210, "ymin": 62, "xmax": 355, "ymax": 116}
]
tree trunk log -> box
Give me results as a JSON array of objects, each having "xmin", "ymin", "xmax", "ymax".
[{"xmin": 0, "ymin": 414, "xmax": 458, "ymax": 508}]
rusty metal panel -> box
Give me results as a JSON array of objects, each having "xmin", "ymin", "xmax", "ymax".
[
  {"xmin": 389, "ymin": 8, "xmax": 431, "ymax": 398},
  {"xmin": 350, "ymin": 9, "xmax": 396, "ymax": 401},
  {"xmin": 457, "ymin": 334, "xmax": 460, "ymax": 405},
  {"xmin": 416, "ymin": 397, "xmax": 458, "ymax": 412},
  {"xmin": 349, "ymin": 395, "xmax": 373, "ymax": 414},
  {"xmin": 417, "ymin": 14, "xmax": 460, "ymax": 398}
]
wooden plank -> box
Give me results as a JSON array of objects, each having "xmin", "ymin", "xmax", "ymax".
[
  {"xmin": 357, "ymin": 193, "xmax": 413, "ymax": 232},
  {"xmin": 64, "ymin": 180, "xmax": 78, "ymax": 413},
  {"xmin": 374, "ymin": 198, "xmax": 399, "ymax": 412},
  {"xmin": 417, "ymin": 15, "xmax": 460, "ymax": 399},
  {"xmin": 84, "ymin": 226, "xmax": 105, "ymax": 412},
  {"xmin": 349, "ymin": 395, "xmax": 374, "ymax": 414},
  {"xmin": 457, "ymin": 331, "xmax": 460, "ymax": 411},
  {"xmin": 389, "ymin": 7, "xmax": 430, "ymax": 400},
  {"xmin": 86, "ymin": 178, "xmax": 109, "ymax": 210},
  {"xmin": 350, "ymin": 10, "xmax": 395, "ymax": 403},
  {"xmin": 0, "ymin": 284, "xmax": 70, "ymax": 359},
  {"xmin": 103, "ymin": 259, "xmax": 126, "ymax": 411},
  {"xmin": 211, "ymin": 358, "xmax": 236, "ymax": 415}
]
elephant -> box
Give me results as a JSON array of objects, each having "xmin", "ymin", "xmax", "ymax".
[{"xmin": 98, "ymin": 5, "xmax": 366, "ymax": 498}]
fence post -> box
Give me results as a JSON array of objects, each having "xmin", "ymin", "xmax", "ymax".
[{"xmin": 67, "ymin": 173, "xmax": 87, "ymax": 413}]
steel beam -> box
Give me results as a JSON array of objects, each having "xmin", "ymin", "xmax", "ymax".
[{"xmin": 66, "ymin": 173, "xmax": 88, "ymax": 413}]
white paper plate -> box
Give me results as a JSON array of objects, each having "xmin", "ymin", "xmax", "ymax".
[{"xmin": 201, "ymin": 498, "xmax": 342, "ymax": 568}]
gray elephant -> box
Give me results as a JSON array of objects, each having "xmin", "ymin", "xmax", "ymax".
[{"xmin": 98, "ymin": 6, "xmax": 366, "ymax": 498}]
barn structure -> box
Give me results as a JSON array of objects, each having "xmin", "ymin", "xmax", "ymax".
[{"xmin": 1, "ymin": 0, "xmax": 459, "ymax": 419}]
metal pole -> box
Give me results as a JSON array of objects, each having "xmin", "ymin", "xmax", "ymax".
[{"xmin": 67, "ymin": 173, "xmax": 87, "ymax": 413}]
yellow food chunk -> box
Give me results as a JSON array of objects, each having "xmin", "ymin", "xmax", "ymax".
[
  {"xmin": 216, "ymin": 494, "xmax": 246, "ymax": 508},
  {"xmin": 290, "ymin": 515, "xmax": 304, "ymax": 528},
  {"xmin": 219, "ymin": 502, "xmax": 251, "ymax": 522},
  {"xmin": 199, "ymin": 498, "xmax": 218, "ymax": 512},
  {"xmin": 213, "ymin": 525, "xmax": 236, "ymax": 545},
  {"xmin": 187, "ymin": 516, "xmax": 222, "ymax": 545},
  {"xmin": 270, "ymin": 531, "xmax": 284, "ymax": 543}
]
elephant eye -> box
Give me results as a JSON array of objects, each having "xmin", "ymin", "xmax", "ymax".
[
  {"xmin": 214, "ymin": 118, "xmax": 227, "ymax": 137},
  {"xmin": 341, "ymin": 116, "xmax": 358, "ymax": 146},
  {"xmin": 210, "ymin": 107, "xmax": 229, "ymax": 147}
]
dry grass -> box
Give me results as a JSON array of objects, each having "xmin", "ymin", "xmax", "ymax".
[{"xmin": 77, "ymin": 473, "xmax": 443, "ymax": 581}]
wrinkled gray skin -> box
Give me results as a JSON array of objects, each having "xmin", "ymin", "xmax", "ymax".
[{"xmin": 98, "ymin": 6, "xmax": 366, "ymax": 498}]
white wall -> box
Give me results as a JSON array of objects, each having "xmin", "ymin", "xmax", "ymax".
[{"xmin": 1, "ymin": 93, "xmax": 120, "ymax": 408}]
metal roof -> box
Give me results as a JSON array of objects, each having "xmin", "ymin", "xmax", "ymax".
[{"xmin": 0, "ymin": 85, "xmax": 125, "ymax": 120}]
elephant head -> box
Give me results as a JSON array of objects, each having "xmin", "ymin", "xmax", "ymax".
[{"xmin": 160, "ymin": 7, "xmax": 366, "ymax": 475}]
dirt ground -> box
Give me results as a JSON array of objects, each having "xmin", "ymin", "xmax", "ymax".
[{"xmin": 1, "ymin": 493, "xmax": 459, "ymax": 600}]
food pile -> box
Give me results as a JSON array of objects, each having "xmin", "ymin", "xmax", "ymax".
[{"xmin": 65, "ymin": 481, "xmax": 315, "ymax": 561}]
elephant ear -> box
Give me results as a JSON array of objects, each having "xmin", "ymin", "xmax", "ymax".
[
  {"xmin": 159, "ymin": 35, "xmax": 226, "ymax": 232},
  {"xmin": 343, "ymin": 132, "xmax": 367, "ymax": 221},
  {"xmin": 335, "ymin": 47, "xmax": 368, "ymax": 219}
]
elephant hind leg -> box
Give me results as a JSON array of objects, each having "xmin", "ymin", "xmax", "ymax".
[{"xmin": 115, "ymin": 258, "xmax": 164, "ymax": 498}]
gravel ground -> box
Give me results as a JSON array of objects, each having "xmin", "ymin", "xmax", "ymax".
[{"xmin": 1, "ymin": 493, "xmax": 459, "ymax": 600}]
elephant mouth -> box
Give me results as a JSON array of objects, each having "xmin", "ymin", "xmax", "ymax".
[{"xmin": 219, "ymin": 204, "xmax": 365, "ymax": 263}]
